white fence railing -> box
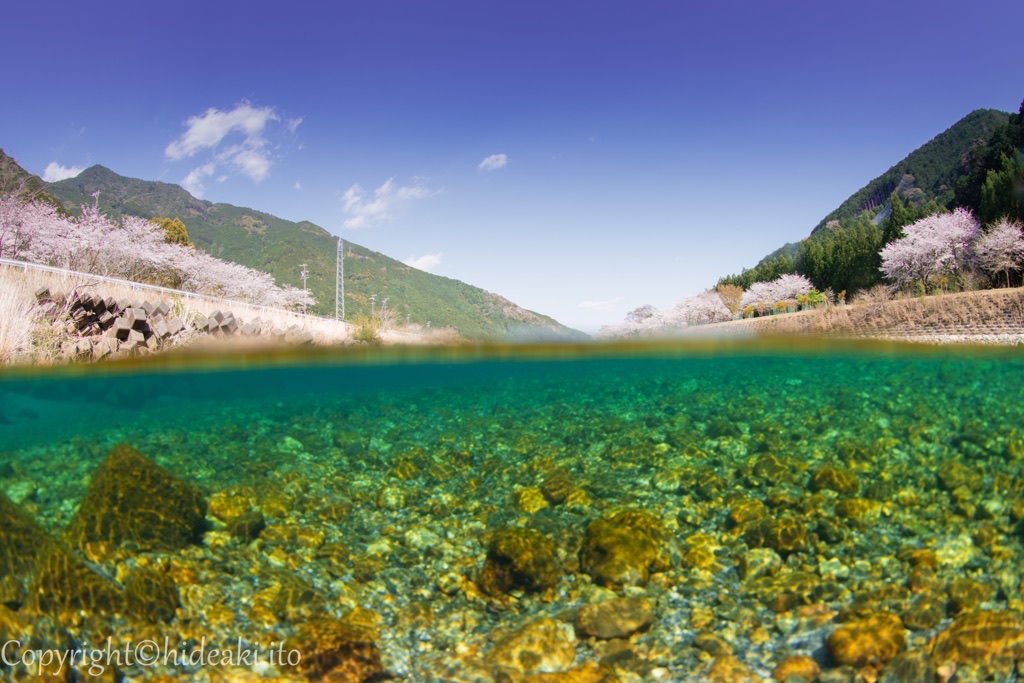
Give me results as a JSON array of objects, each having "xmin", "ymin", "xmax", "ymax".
[{"xmin": 0, "ymin": 257, "xmax": 344, "ymax": 325}]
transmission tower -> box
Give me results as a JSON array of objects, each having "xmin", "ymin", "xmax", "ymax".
[{"xmin": 335, "ymin": 238, "xmax": 345, "ymax": 320}]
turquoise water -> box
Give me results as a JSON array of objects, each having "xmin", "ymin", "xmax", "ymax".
[{"xmin": 1, "ymin": 340, "xmax": 1023, "ymax": 681}]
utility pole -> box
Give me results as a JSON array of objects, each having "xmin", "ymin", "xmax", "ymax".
[{"xmin": 335, "ymin": 238, "xmax": 345, "ymax": 321}]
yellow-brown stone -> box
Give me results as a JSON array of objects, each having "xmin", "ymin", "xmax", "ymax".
[
  {"xmin": 808, "ymin": 465, "xmax": 859, "ymax": 496},
  {"xmin": 834, "ymin": 498, "xmax": 881, "ymax": 522},
  {"xmin": 283, "ymin": 612, "xmax": 383, "ymax": 682},
  {"xmin": 771, "ymin": 653, "xmax": 820, "ymax": 682},
  {"xmin": 0, "ymin": 491, "xmax": 53, "ymax": 581},
  {"xmin": 207, "ymin": 486, "xmax": 257, "ymax": 523},
  {"xmin": 826, "ymin": 612, "xmax": 905, "ymax": 668},
  {"xmin": 28, "ymin": 544, "xmax": 124, "ymax": 618},
  {"xmin": 489, "ymin": 617, "xmax": 576, "ymax": 676},
  {"xmin": 746, "ymin": 515, "xmax": 807, "ymax": 557},
  {"xmin": 727, "ymin": 497, "xmax": 767, "ymax": 527},
  {"xmin": 513, "ymin": 486, "xmax": 550, "ymax": 514},
  {"xmin": 479, "ymin": 527, "xmax": 560, "ymax": 597},
  {"xmin": 67, "ymin": 444, "xmax": 207, "ymax": 558},
  {"xmin": 580, "ymin": 510, "xmax": 671, "ymax": 587},
  {"xmin": 930, "ymin": 610, "xmax": 1024, "ymax": 664},
  {"xmin": 541, "ymin": 466, "xmax": 574, "ymax": 504},
  {"xmin": 125, "ymin": 566, "xmax": 179, "ymax": 624},
  {"xmin": 576, "ymin": 597, "xmax": 654, "ymax": 640}
]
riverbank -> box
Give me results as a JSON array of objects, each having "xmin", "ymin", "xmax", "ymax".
[{"xmin": 681, "ymin": 288, "xmax": 1024, "ymax": 345}]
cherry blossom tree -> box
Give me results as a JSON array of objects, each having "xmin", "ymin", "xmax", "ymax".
[
  {"xmin": 879, "ymin": 208, "xmax": 980, "ymax": 288},
  {"xmin": 739, "ymin": 273, "xmax": 813, "ymax": 311},
  {"xmin": 0, "ymin": 196, "xmax": 314, "ymax": 309},
  {"xmin": 974, "ymin": 217, "xmax": 1024, "ymax": 287}
]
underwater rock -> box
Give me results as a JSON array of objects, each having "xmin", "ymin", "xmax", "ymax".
[
  {"xmin": 877, "ymin": 649, "xmax": 938, "ymax": 683},
  {"xmin": 771, "ymin": 653, "xmax": 820, "ymax": 682},
  {"xmin": 727, "ymin": 497, "xmax": 768, "ymax": 528},
  {"xmin": 737, "ymin": 547, "xmax": 782, "ymax": 581},
  {"xmin": 901, "ymin": 591, "xmax": 947, "ymax": 631},
  {"xmin": 28, "ymin": 544, "xmax": 123, "ymax": 617},
  {"xmin": 283, "ymin": 611, "xmax": 383, "ymax": 682},
  {"xmin": 947, "ymin": 577, "xmax": 996, "ymax": 615},
  {"xmin": 935, "ymin": 460, "xmax": 980, "ymax": 492},
  {"xmin": 479, "ymin": 527, "xmax": 560, "ymax": 597},
  {"xmin": 207, "ymin": 486, "xmax": 258, "ymax": 523},
  {"xmin": 575, "ymin": 597, "xmax": 654, "ymax": 640},
  {"xmin": 745, "ymin": 515, "xmax": 808, "ymax": 557},
  {"xmin": 580, "ymin": 510, "xmax": 671, "ymax": 587},
  {"xmin": 541, "ymin": 466, "xmax": 574, "ymax": 504},
  {"xmin": 68, "ymin": 443, "xmax": 207, "ymax": 558},
  {"xmin": 826, "ymin": 612, "xmax": 905, "ymax": 669},
  {"xmin": 513, "ymin": 486, "xmax": 550, "ymax": 514},
  {"xmin": 125, "ymin": 566, "xmax": 179, "ymax": 623},
  {"xmin": 227, "ymin": 509, "xmax": 266, "ymax": 541},
  {"xmin": 488, "ymin": 617, "xmax": 576, "ymax": 676},
  {"xmin": 0, "ymin": 490, "xmax": 53, "ymax": 582},
  {"xmin": 930, "ymin": 610, "xmax": 1024, "ymax": 665},
  {"xmin": 681, "ymin": 532, "xmax": 720, "ymax": 570},
  {"xmin": 808, "ymin": 465, "xmax": 860, "ymax": 496}
]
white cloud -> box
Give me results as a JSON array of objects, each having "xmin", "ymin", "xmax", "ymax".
[
  {"xmin": 42, "ymin": 162, "xmax": 84, "ymax": 182},
  {"xmin": 577, "ymin": 296, "xmax": 624, "ymax": 311},
  {"xmin": 167, "ymin": 101, "xmax": 301, "ymax": 194},
  {"xmin": 404, "ymin": 253, "xmax": 442, "ymax": 271},
  {"xmin": 294, "ymin": 180, "xmax": 302, "ymax": 190},
  {"xmin": 478, "ymin": 153, "xmax": 508, "ymax": 172},
  {"xmin": 166, "ymin": 102, "xmax": 278, "ymax": 160},
  {"xmin": 342, "ymin": 177, "xmax": 436, "ymax": 229},
  {"xmin": 181, "ymin": 163, "xmax": 215, "ymax": 198}
]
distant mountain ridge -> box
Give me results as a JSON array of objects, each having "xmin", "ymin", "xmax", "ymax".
[{"xmin": 41, "ymin": 164, "xmax": 584, "ymax": 340}]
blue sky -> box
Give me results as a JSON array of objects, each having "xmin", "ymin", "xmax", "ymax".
[{"xmin": 3, "ymin": 1, "xmax": 1021, "ymax": 332}]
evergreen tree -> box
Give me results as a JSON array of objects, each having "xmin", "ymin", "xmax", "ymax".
[{"xmin": 882, "ymin": 191, "xmax": 911, "ymax": 245}]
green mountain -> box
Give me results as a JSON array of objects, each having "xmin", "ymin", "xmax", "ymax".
[
  {"xmin": 720, "ymin": 108, "xmax": 1014, "ymax": 294},
  {"xmin": 39, "ymin": 164, "xmax": 584, "ymax": 340},
  {"xmin": 0, "ymin": 149, "xmax": 65, "ymax": 211}
]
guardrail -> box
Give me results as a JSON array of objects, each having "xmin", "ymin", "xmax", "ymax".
[{"xmin": 0, "ymin": 257, "xmax": 344, "ymax": 325}]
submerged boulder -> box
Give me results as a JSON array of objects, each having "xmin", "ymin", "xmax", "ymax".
[
  {"xmin": 29, "ymin": 544, "xmax": 123, "ymax": 617},
  {"xmin": 479, "ymin": 527, "xmax": 560, "ymax": 597},
  {"xmin": 0, "ymin": 490, "xmax": 53, "ymax": 581},
  {"xmin": 580, "ymin": 509, "xmax": 672, "ymax": 587},
  {"xmin": 68, "ymin": 443, "xmax": 207, "ymax": 558}
]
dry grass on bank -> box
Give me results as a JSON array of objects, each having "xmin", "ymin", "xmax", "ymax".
[{"xmin": 711, "ymin": 287, "xmax": 1024, "ymax": 337}]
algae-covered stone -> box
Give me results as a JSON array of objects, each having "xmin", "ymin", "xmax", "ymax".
[
  {"xmin": 125, "ymin": 566, "xmax": 179, "ymax": 623},
  {"xmin": 808, "ymin": 465, "xmax": 859, "ymax": 495},
  {"xmin": 580, "ymin": 510, "xmax": 671, "ymax": 587},
  {"xmin": 576, "ymin": 597, "xmax": 654, "ymax": 640},
  {"xmin": 745, "ymin": 515, "xmax": 807, "ymax": 557},
  {"xmin": 901, "ymin": 591, "xmax": 947, "ymax": 631},
  {"xmin": 826, "ymin": 612, "xmax": 905, "ymax": 668},
  {"xmin": 68, "ymin": 443, "xmax": 207, "ymax": 557},
  {"xmin": 0, "ymin": 490, "xmax": 53, "ymax": 581},
  {"xmin": 29, "ymin": 544, "xmax": 123, "ymax": 617},
  {"xmin": 479, "ymin": 527, "xmax": 560, "ymax": 597},
  {"xmin": 283, "ymin": 611, "xmax": 383, "ymax": 682},
  {"xmin": 930, "ymin": 610, "xmax": 1024, "ymax": 664},
  {"xmin": 489, "ymin": 617, "xmax": 576, "ymax": 676},
  {"xmin": 771, "ymin": 653, "xmax": 819, "ymax": 682},
  {"xmin": 227, "ymin": 509, "xmax": 266, "ymax": 542}
]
